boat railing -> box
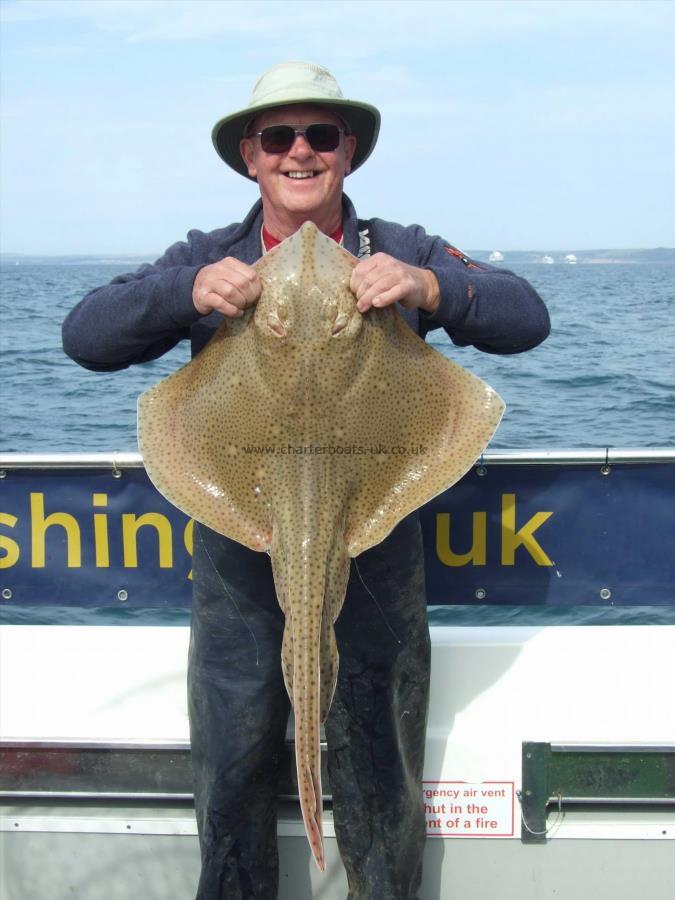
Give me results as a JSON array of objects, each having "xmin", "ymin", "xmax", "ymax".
[{"xmin": 1, "ymin": 448, "xmax": 674, "ymax": 470}]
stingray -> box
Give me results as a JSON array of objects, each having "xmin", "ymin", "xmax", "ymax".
[{"xmin": 138, "ymin": 221, "xmax": 504, "ymax": 870}]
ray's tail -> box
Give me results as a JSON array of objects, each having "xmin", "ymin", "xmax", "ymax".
[
  {"xmin": 270, "ymin": 475, "xmax": 349, "ymax": 872},
  {"xmin": 280, "ymin": 602, "xmax": 333, "ymax": 871}
]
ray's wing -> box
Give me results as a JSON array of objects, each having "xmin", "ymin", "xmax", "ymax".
[
  {"xmin": 138, "ymin": 318, "xmax": 276, "ymax": 551},
  {"xmin": 343, "ymin": 309, "xmax": 505, "ymax": 557}
]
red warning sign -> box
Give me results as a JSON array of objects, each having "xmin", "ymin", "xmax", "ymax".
[{"xmin": 423, "ymin": 781, "xmax": 515, "ymax": 837}]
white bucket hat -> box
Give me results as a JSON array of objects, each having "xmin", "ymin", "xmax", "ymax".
[{"xmin": 212, "ymin": 61, "xmax": 381, "ymax": 179}]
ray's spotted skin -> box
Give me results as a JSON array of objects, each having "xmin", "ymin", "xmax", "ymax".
[{"xmin": 138, "ymin": 222, "xmax": 505, "ymax": 869}]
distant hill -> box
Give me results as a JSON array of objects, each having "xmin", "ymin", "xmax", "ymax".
[
  {"xmin": 0, "ymin": 253, "xmax": 158, "ymax": 266},
  {"xmin": 1, "ymin": 248, "xmax": 674, "ymax": 266}
]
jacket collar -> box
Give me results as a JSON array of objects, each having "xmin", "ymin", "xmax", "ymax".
[{"xmin": 226, "ymin": 194, "xmax": 361, "ymax": 263}]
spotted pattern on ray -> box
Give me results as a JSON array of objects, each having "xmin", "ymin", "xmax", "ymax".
[{"xmin": 138, "ymin": 221, "xmax": 505, "ymax": 870}]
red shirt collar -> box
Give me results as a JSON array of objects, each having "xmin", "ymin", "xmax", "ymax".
[{"xmin": 262, "ymin": 223, "xmax": 343, "ymax": 252}]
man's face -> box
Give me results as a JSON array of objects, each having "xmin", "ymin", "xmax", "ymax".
[{"xmin": 240, "ymin": 104, "xmax": 357, "ymax": 225}]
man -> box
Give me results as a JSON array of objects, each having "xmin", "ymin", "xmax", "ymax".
[{"xmin": 63, "ymin": 61, "xmax": 549, "ymax": 899}]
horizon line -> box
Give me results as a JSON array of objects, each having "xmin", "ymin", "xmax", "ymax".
[{"xmin": 2, "ymin": 246, "xmax": 674, "ymax": 258}]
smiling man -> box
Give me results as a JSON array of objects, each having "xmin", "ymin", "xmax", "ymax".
[{"xmin": 63, "ymin": 61, "xmax": 549, "ymax": 900}]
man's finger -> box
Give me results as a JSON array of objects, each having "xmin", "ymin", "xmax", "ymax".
[
  {"xmin": 202, "ymin": 292, "xmax": 245, "ymax": 318},
  {"xmin": 371, "ymin": 287, "xmax": 400, "ymax": 308},
  {"xmin": 193, "ymin": 258, "xmax": 261, "ymax": 313},
  {"xmin": 210, "ymin": 255, "xmax": 258, "ymax": 280},
  {"xmin": 211, "ymin": 277, "xmax": 254, "ymax": 309},
  {"xmin": 213, "ymin": 264, "xmax": 260, "ymax": 301},
  {"xmin": 356, "ymin": 273, "xmax": 401, "ymax": 311},
  {"xmin": 223, "ymin": 260, "xmax": 261, "ymax": 295},
  {"xmin": 350, "ymin": 256, "xmax": 381, "ymax": 294}
]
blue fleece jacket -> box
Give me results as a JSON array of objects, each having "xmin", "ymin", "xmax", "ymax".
[{"xmin": 62, "ymin": 195, "xmax": 549, "ymax": 370}]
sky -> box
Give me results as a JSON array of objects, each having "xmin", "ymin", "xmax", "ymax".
[{"xmin": 1, "ymin": 0, "xmax": 674, "ymax": 255}]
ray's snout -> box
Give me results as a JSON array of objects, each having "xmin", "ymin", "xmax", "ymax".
[{"xmin": 254, "ymin": 221, "xmax": 361, "ymax": 343}]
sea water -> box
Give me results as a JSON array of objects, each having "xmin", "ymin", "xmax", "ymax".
[{"xmin": 1, "ymin": 259, "xmax": 673, "ymax": 452}]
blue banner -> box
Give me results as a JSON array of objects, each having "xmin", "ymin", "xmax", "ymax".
[
  {"xmin": 0, "ymin": 462, "xmax": 673, "ymax": 610},
  {"xmin": 421, "ymin": 463, "xmax": 674, "ymax": 605}
]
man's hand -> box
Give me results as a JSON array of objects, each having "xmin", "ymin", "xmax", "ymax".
[
  {"xmin": 350, "ymin": 253, "xmax": 440, "ymax": 316},
  {"xmin": 192, "ymin": 258, "xmax": 261, "ymax": 317}
]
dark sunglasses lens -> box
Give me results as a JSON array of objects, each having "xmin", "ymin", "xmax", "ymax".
[
  {"xmin": 305, "ymin": 124, "xmax": 341, "ymax": 151},
  {"xmin": 259, "ymin": 126, "xmax": 295, "ymax": 153},
  {"xmin": 259, "ymin": 124, "xmax": 341, "ymax": 153}
]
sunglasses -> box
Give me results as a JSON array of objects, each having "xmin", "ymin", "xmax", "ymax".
[{"xmin": 251, "ymin": 123, "xmax": 346, "ymax": 154}]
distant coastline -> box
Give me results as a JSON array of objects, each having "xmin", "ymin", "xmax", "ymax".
[
  {"xmin": 470, "ymin": 248, "xmax": 675, "ymax": 266},
  {"xmin": 0, "ymin": 253, "xmax": 159, "ymax": 266},
  {"xmin": 1, "ymin": 247, "xmax": 673, "ymax": 266}
]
